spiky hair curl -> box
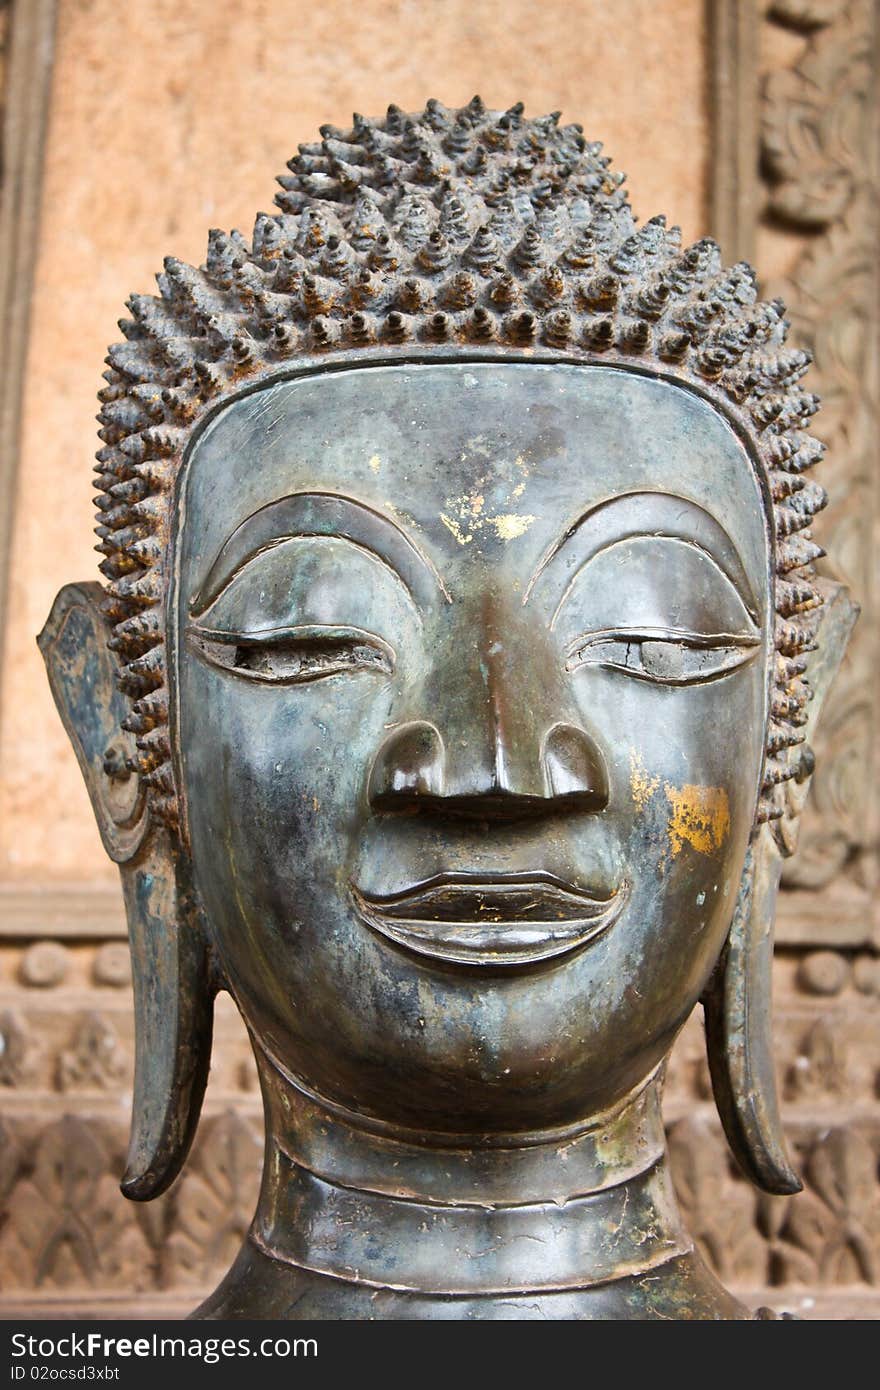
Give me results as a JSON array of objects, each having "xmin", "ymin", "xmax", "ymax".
[{"xmin": 93, "ymin": 97, "xmax": 826, "ymax": 838}]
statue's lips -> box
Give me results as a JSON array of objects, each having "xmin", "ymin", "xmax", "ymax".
[{"xmin": 351, "ymin": 872, "xmax": 627, "ymax": 967}]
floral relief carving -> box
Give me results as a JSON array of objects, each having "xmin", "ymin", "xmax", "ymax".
[
  {"xmin": 57, "ymin": 1013, "xmax": 128, "ymax": 1092},
  {"xmin": 0, "ymin": 1010, "xmax": 38, "ymax": 1088},
  {"xmin": 763, "ymin": 14, "xmax": 873, "ymax": 225},
  {"xmin": 761, "ymin": 1128, "xmax": 880, "ymax": 1285},
  {"xmin": 761, "ymin": 0, "xmax": 879, "ymax": 897},
  {"xmin": 668, "ymin": 1116, "xmax": 768, "ymax": 1284},
  {"xmin": 784, "ymin": 1017, "xmax": 847, "ymax": 1099},
  {"xmin": 670, "ymin": 1116, "xmax": 880, "ymax": 1290},
  {"xmin": 163, "ymin": 1112, "xmax": 262, "ymax": 1288},
  {"xmin": 0, "ymin": 1117, "xmax": 153, "ymax": 1291}
]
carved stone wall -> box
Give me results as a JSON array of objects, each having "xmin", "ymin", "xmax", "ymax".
[
  {"xmin": 762, "ymin": 0, "xmax": 879, "ymax": 927},
  {"xmin": 0, "ymin": 0, "xmax": 877, "ymax": 1321}
]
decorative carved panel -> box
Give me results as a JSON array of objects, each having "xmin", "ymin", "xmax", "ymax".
[
  {"xmin": 705, "ymin": 0, "xmax": 880, "ymax": 1322},
  {"xmin": 760, "ymin": 0, "xmax": 879, "ymax": 936}
]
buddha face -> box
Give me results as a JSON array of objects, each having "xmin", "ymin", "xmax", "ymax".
[{"xmin": 174, "ymin": 361, "xmax": 771, "ymax": 1133}]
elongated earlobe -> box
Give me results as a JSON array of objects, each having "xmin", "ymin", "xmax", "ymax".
[
  {"xmin": 703, "ymin": 836, "xmax": 802, "ymax": 1195},
  {"xmin": 703, "ymin": 577, "xmax": 858, "ymax": 1195},
  {"xmin": 120, "ymin": 835, "xmax": 215, "ymax": 1199},
  {"xmin": 40, "ymin": 583, "xmax": 215, "ymax": 1200}
]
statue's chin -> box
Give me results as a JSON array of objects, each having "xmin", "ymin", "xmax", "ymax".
[{"xmin": 235, "ymin": 999, "xmax": 682, "ymax": 1140}]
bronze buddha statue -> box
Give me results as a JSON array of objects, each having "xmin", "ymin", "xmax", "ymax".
[{"xmin": 40, "ymin": 98, "xmax": 855, "ymax": 1319}]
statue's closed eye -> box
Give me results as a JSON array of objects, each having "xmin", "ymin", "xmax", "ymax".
[
  {"xmin": 565, "ymin": 627, "xmax": 759, "ymax": 686},
  {"xmin": 554, "ymin": 534, "xmax": 762, "ymax": 688},
  {"xmin": 190, "ymin": 625, "xmax": 395, "ymax": 685},
  {"xmin": 187, "ymin": 534, "xmax": 410, "ymax": 684}
]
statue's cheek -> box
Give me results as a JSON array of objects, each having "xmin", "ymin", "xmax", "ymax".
[{"xmin": 577, "ymin": 661, "xmax": 766, "ymax": 829}]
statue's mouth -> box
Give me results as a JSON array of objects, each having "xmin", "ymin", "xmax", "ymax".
[{"xmin": 350, "ymin": 871, "xmax": 627, "ymax": 967}]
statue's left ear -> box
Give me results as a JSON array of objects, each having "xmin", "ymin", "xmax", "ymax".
[
  {"xmin": 39, "ymin": 583, "xmax": 215, "ymax": 1200},
  {"xmin": 703, "ymin": 578, "xmax": 858, "ymax": 1194}
]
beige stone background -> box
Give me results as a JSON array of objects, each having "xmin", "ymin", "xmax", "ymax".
[
  {"xmin": 0, "ymin": 0, "xmax": 707, "ymax": 883},
  {"xmin": 0, "ymin": 0, "xmax": 877, "ymax": 1319}
]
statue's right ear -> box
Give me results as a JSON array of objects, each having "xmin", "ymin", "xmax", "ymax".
[
  {"xmin": 38, "ymin": 581, "xmax": 150, "ymax": 861},
  {"xmin": 39, "ymin": 582, "xmax": 215, "ymax": 1200}
]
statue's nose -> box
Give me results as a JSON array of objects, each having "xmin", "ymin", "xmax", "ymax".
[
  {"xmin": 368, "ymin": 594, "xmax": 609, "ymax": 819},
  {"xmin": 368, "ymin": 718, "xmax": 608, "ymax": 819}
]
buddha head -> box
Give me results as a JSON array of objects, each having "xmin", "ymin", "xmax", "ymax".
[{"xmin": 41, "ymin": 99, "xmax": 854, "ymax": 1308}]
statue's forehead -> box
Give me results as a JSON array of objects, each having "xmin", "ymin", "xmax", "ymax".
[{"xmin": 178, "ymin": 362, "xmax": 769, "ymax": 590}]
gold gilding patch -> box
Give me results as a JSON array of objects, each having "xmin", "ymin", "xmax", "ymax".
[
  {"xmin": 663, "ymin": 783, "xmax": 730, "ymax": 857},
  {"xmin": 491, "ymin": 513, "xmax": 536, "ymax": 541},
  {"xmin": 440, "ymin": 477, "xmax": 534, "ymax": 545},
  {"xmin": 439, "ymin": 512, "xmax": 473, "ymax": 545},
  {"xmin": 630, "ymin": 750, "xmax": 659, "ymax": 810}
]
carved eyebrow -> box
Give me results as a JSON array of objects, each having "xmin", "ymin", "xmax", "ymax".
[
  {"xmin": 190, "ymin": 491, "xmax": 451, "ymax": 617},
  {"xmin": 523, "ymin": 491, "xmax": 760, "ymax": 626}
]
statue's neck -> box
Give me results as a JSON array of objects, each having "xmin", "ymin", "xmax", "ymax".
[{"xmin": 240, "ymin": 1053, "xmax": 695, "ymax": 1307}]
